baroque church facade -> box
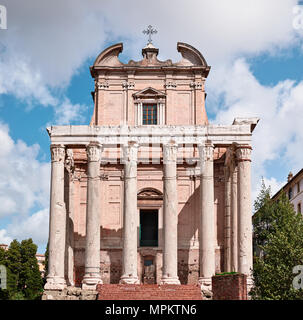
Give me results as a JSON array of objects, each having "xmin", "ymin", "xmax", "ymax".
[{"xmin": 44, "ymin": 40, "xmax": 259, "ymax": 293}]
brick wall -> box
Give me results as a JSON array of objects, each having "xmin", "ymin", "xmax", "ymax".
[
  {"xmin": 212, "ymin": 273, "xmax": 247, "ymax": 300},
  {"xmin": 97, "ymin": 284, "xmax": 203, "ymax": 300}
]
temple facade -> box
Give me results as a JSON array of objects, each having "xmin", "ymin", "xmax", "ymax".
[{"xmin": 44, "ymin": 41, "xmax": 259, "ymax": 293}]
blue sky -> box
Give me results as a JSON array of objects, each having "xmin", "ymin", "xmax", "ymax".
[{"xmin": 0, "ymin": 0, "xmax": 303, "ymax": 253}]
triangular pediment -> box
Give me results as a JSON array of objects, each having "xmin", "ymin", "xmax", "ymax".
[{"xmin": 133, "ymin": 87, "xmax": 166, "ymax": 99}]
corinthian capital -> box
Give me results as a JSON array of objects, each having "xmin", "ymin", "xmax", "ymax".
[
  {"xmin": 86, "ymin": 142, "xmax": 102, "ymax": 162},
  {"xmin": 123, "ymin": 142, "xmax": 139, "ymax": 162},
  {"xmin": 198, "ymin": 142, "xmax": 214, "ymax": 162},
  {"xmin": 50, "ymin": 145, "xmax": 65, "ymax": 162},
  {"xmin": 163, "ymin": 143, "xmax": 178, "ymax": 163},
  {"xmin": 236, "ymin": 146, "xmax": 252, "ymax": 162}
]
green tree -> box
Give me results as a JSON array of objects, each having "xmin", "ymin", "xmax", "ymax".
[
  {"xmin": 43, "ymin": 241, "xmax": 49, "ymax": 283},
  {"xmin": 251, "ymin": 183, "xmax": 303, "ymax": 300},
  {"xmin": 0, "ymin": 239, "xmax": 43, "ymax": 300},
  {"xmin": 5, "ymin": 240, "xmax": 22, "ymax": 299},
  {"xmin": 19, "ymin": 239, "xmax": 43, "ymax": 300}
]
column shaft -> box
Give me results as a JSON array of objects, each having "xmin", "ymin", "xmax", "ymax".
[
  {"xmin": 120, "ymin": 142, "xmax": 140, "ymax": 284},
  {"xmin": 224, "ymin": 167, "xmax": 231, "ymax": 272},
  {"xmin": 236, "ymin": 146, "xmax": 253, "ymax": 276},
  {"xmin": 161, "ymin": 143, "xmax": 180, "ymax": 284},
  {"xmin": 45, "ymin": 145, "xmax": 67, "ymax": 290},
  {"xmin": 231, "ymin": 164, "xmax": 238, "ymax": 272},
  {"xmin": 198, "ymin": 142, "xmax": 215, "ymax": 287},
  {"xmin": 82, "ymin": 142, "xmax": 102, "ymax": 289}
]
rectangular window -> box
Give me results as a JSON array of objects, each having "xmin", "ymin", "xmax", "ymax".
[
  {"xmin": 142, "ymin": 104, "xmax": 157, "ymax": 125},
  {"xmin": 297, "ymin": 182, "xmax": 300, "ymax": 194},
  {"xmin": 288, "ymin": 187, "xmax": 293, "ymax": 200},
  {"xmin": 298, "ymin": 203, "xmax": 301, "ymax": 214}
]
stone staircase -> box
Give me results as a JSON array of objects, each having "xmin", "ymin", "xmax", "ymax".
[{"xmin": 97, "ymin": 284, "xmax": 203, "ymax": 300}]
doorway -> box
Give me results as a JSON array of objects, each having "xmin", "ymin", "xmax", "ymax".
[{"xmin": 139, "ymin": 209, "xmax": 158, "ymax": 247}]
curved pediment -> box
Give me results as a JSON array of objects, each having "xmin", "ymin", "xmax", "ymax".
[
  {"xmin": 138, "ymin": 188, "xmax": 163, "ymax": 199},
  {"xmin": 93, "ymin": 43, "xmax": 124, "ymax": 67},
  {"xmin": 175, "ymin": 42, "xmax": 208, "ymax": 67}
]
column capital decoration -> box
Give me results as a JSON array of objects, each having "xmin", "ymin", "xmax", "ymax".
[
  {"xmin": 164, "ymin": 81, "xmax": 177, "ymax": 89},
  {"xmin": 198, "ymin": 142, "xmax": 214, "ymax": 162},
  {"xmin": 190, "ymin": 82, "xmax": 203, "ymax": 90},
  {"xmin": 162, "ymin": 142, "xmax": 178, "ymax": 163},
  {"xmin": 122, "ymin": 142, "xmax": 139, "ymax": 162},
  {"xmin": 50, "ymin": 144, "xmax": 65, "ymax": 162},
  {"xmin": 122, "ymin": 81, "xmax": 135, "ymax": 90},
  {"xmin": 97, "ymin": 81, "xmax": 109, "ymax": 90},
  {"xmin": 86, "ymin": 142, "xmax": 103, "ymax": 162},
  {"xmin": 236, "ymin": 145, "xmax": 252, "ymax": 162},
  {"xmin": 65, "ymin": 149, "xmax": 75, "ymax": 174}
]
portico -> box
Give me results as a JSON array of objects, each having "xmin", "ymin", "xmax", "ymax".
[{"xmin": 45, "ymin": 119, "xmax": 257, "ymax": 290}]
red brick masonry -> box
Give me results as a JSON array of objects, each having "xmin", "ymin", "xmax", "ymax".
[
  {"xmin": 97, "ymin": 284, "xmax": 203, "ymax": 300},
  {"xmin": 212, "ymin": 273, "xmax": 247, "ymax": 300}
]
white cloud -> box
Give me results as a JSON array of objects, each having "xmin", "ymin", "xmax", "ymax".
[
  {"xmin": 209, "ymin": 59, "xmax": 303, "ymax": 201},
  {"xmin": 0, "ymin": 122, "xmax": 50, "ymax": 218},
  {"xmin": 0, "ymin": 229, "xmax": 13, "ymax": 245},
  {"xmin": 0, "ymin": 0, "xmax": 301, "ymax": 126},
  {"xmin": 102, "ymin": 0, "xmax": 301, "ymax": 63},
  {"xmin": 5, "ymin": 208, "xmax": 49, "ymax": 246},
  {"xmin": 53, "ymin": 98, "xmax": 88, "ymax": 125},
  {"xmin": 0, "ymin": 1, "xmax": 301, "ymax": 94}
]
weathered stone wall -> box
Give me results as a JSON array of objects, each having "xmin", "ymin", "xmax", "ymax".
[
  {"xmin": 73, "ymin": 248, "xmax": 202, "ymax": 286},
  {"xmin": 42, "ymin": 287, "xmax": 97, "ymax": 300}
]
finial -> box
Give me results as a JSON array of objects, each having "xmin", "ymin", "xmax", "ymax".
[{"xmin": 143, "ymin": 25, "xmax": 157, "ymax": 45}]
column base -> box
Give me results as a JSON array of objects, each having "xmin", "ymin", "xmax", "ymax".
[
  {"xmin": 119, "ymin": 275, "xmax": 140, "ymax": 284},
  {"xmin": 198, "ymin": 277, "xmax": 212, "ymax": 289},
  {"xmin": 44, "ymin": 276, "xmax": 67, "ymax": 290},
  {"xmin": 160, "ymin": 275, "xmax": 181, "ymax": 285},
  {"xmin": 198, "ymin": 277, "xmax": 213, "ymax": 300},
  {"xmin": 82, "ymin": 274, "xmax": 102, "ymax": 290}
]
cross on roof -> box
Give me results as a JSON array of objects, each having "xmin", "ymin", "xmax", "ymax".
[{"xmin": 143, "ymin": 25, "xmax": 157, "ymax": 45}]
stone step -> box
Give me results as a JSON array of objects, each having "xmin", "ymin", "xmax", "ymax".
[{"xmin": 97, "ymin": 284, "xmax": 203, "ymax": 300}]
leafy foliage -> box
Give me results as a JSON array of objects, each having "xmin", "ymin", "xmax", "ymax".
[
  {"xmin": 0, "ymin": 239, "xmax": 43, "ymax": 300},
  {"xmin": 251, "ymin": 182, "xmax": 303, "ymax": 300}
]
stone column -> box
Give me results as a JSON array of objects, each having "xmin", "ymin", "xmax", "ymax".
[
  {"xmin": 161, "ymin": 142, "xmax": 180, "ymax": 285},
  {"xmin": 224, "ymin": 166, "xmax": 231, "ymax": 272},
  {"xmin": 120, "ymin": 142, "xmax": 140, "ymax": 284},
  {"xmin": 198, "ymin": 142, "xmax": 215, "ymax": 288},
  {"xmin": 82, "ymin": 142, "xmax": 103, "ymax": 289},
  {"xmin": 65, "ymin": 149, "xmax": 75, "ymax": 287},
  {"xmin": 45, "ymin": 145, "xmax": 67, "ymax": 290},
  {"xmin": 231, "ymin": 163, "xmax": 238, "ymax": 272},
  {"xmin": 236, "ymin": 146, "xmax": 253, "ymax": 277}
]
